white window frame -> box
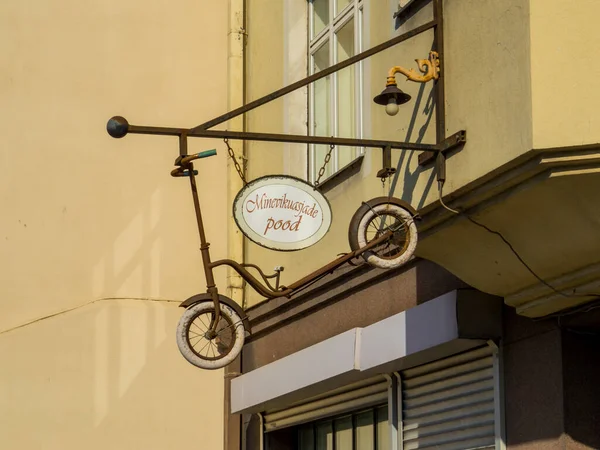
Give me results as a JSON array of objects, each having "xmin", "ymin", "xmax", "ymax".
[{"xmin": 308, "ymin": 0, "xmax": 365, "ymax": 183}]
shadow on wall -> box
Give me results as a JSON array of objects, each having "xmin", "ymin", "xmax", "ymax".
[
  {"xmin": 86, "ymin": 143, "xmax": 224, "ymax": 303},
  {"xmin": 2, "ymin": 133, "xmax": 227, "ymax": 334},
  {"xmin": 388, "ymin": 68, "xmax": 437, "ymax": 210}
]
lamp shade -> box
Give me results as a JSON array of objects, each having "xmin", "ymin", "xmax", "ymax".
[{"xmin": 373, "ymin": 84, "xmax": 411, "ymax": 106}]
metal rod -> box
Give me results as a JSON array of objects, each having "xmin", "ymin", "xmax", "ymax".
[
  {"xmin": 284, "ymin": 230, "xmax": 391, "ymax": 291},
  {"xmin": 209, "ymin": 228, "xmax": 395, "ymax": 299},
  {"xmin": 210, "ymin": 259, "xmax": 290, "ymax": 300},
  {"xmin": 383, "ymin": 145, "xmax": 392, "ymax": 169},
  {"xmin": 419, "ymin": 0, "xmax": 445, "ymax": 166},
  {"xmin": 126, "ymin": 124, "xmax": 441, "ymax": 152},
  {"xmin": 193, "ymin": 129, "xmax": 439, "ymax": 151},
  {"xmin": 189, "ymin": 20, "xmax": 437, "ymax": 132},
  {"xmin": 188, "ymin": 162, "xmax": 222, "ymax": 327},
  {"xmin": 179, "ymin": 132, "xmax": 188, "ymax": 157},
  {"xmin": 377, "ymin": 145, "xmax": 396, "ymax": 179},
  {"xmin": 434, "ymin": 0, "xmax": 445, "ymax": 143}
]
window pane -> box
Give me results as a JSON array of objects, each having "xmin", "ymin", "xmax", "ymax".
[
  {"xmin": 312, "ymin": 43, "xmax": 332, "ymax": 180},
  {"xmin": 336, "ymin": 18, "xmax": 355, "ymax": 168},
  {"xmin": 316, "ymin": 421, "xmax": 333, "ymax": 450},
  {"xmin": 335, "ymin": 416, "xmax": 353, "ymax": 450},
  {"xmin": 312, "ymin": 0, "xmax": 330, "ymax": 38},
  {"xmin": 376, "ymin": 406, "xmax": 389, "ymax": 450},
  {"xmin": 336, "ymin": 0, "xmax": 351, "ymax": 14},
  {"xmin": 355, "ymin": 410, "xmax": 374, "ymax": 450},
  {"xmin": 313, "ymin": 42, "xmax": 330, "ymax": 73},
  {"xmin": 299, "ymin": 425, "xmax": 315, "ymax": 450}
]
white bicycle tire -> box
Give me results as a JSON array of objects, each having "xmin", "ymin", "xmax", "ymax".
[
  {"xmin": 355, "ymin": 203, "xmax": 417, "ymax": 269},
  {"xmin": 176, "ymin": 302, "xmax": 245, "ymax": 370}
]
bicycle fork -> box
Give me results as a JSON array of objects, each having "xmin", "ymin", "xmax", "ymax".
[{"xmin": 187, "ymin": 162, "xmax": 222, "ymax": 336}]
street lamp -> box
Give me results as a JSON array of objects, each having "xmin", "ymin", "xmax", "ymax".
[{"xmin": 373, "ymin": 51, "xmax": 440, "ymax": 116}]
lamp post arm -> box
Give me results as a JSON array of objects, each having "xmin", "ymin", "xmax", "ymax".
[{"xmin": 386, "ymin": 51, "xmax": 440, "ymax": 86}]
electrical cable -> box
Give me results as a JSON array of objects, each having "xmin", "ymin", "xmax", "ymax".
[
  {"xmin": 436, "ymin": 180, "xmax": 600, "ymax": 303},
  {"xmin": 0, "ymin": 297, "xmax": 180, "ymax": 336}
]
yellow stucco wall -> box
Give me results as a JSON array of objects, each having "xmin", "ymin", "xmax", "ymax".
[
  {"xmin": 530, "ymin": 0, "xmax": 600, "ymax": 148},
  {"xmin": 242, "ymin": 0, "xmax": 534, "ymax": 307},
  {"xmin": 0, "ymin": 0, "xmax": 229, "ymax": 448}
]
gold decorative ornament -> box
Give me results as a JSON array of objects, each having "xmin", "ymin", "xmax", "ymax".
[{"xmin": 386, "ymin": 51, "xmax": 440, "ymax": 85}]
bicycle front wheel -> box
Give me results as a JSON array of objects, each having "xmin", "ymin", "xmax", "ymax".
[{"xmin": 176, "ymin": 301, "xmax": 245, "ymax": 370}]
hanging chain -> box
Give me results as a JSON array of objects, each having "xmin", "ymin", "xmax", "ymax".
[
  {"xmin": 314, "ymin": 142, "xmax": 335, "ymax": 187},
  {"xmin": 224, "ymin": 137, "xmax": 247, "ymax": 186}
]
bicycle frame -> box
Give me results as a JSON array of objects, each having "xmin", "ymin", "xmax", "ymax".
[{"xmin": 173, "ymin": 150, "xmax": 399, "ymax": 334}]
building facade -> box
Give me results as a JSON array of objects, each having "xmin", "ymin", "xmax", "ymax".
[
  {"xmin": 0, "ymin": 1, "xmax": 240, "ymax": 449},
  {"xmin": 224, "ymin": 1, "xmax": 600, "ymax": 449}
]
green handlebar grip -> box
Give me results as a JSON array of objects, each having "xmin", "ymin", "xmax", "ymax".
[{"xmin": 196, "ymin": 149, "xmax": 217, "ymax": 159}]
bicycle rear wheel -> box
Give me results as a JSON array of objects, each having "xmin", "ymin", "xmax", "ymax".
[{"xmin": 348, "ymin": 198, "xmax": 417, "ymax": 269}]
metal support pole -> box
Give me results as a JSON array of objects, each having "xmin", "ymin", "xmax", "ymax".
[
  {"xmin": 419, "ymin": 0, "xmax": 446, "ymax": 166},
  {"xmin": 107, "ymin": 116, "xmax": 466, "ymax": 156}
]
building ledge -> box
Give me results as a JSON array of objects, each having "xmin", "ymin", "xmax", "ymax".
[{"xmin": 231, "ymin": 289, "xmax": 501, "ymax": 414}]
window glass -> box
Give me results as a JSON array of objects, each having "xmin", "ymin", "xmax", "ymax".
[
  {"xmin": 316, "ymin": 421, "xmax": 333, "ymax": 450},
  {"xmin": 376, "ymin": 405, "xmax": 389, "ymax": 450},
  {"xmin": 355, "ymin": 410, "xmax": 374, "ymax": 450},
  {"xmin": 299, "ymin": 425, "xmax": 315, "ymax": 450},
  {"xmin": 312, "ymin": 0, "xmax": 330, "ymax": 38},
  {"xmin": 313, "ymin": 42, "xmax": 333, "ymax": 180},
  {"xmin": 335, "ymin": 416, "xmax": 353, "ymax": 450},
  {"xmin": 336, "ymin": 0, "xmax": 351, "ymax": 14},
  {"xmin": 336, "ymin": 18, "xmax": 355, "ymax": 168}
]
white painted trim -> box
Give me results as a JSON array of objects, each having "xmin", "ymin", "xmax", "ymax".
[
  {"xmin": 308, "ymin": 0, "xmax": 365, "ymax": 182},
  {"xmin": 258, "ymin": 413, "xmax": 264, "ymax": 450},
  {"xmin": 391, "ymin": 372, "xmax": 402, "ymax": 450},
  {"xmin": 231, "ymin": 291, "xmax": 470, "ymax": 414},
  {"xmin": 489, "ymin": 341, "xmax": 507, "ymax": 450}
]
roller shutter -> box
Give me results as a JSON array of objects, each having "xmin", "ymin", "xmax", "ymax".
[
  {"xmin": 400, "ymin": 346, "xmax": 498, "ymax": 450},
  {"xmin": 264, "ymin": 376, "xmax": 388, "ymax": 432}
]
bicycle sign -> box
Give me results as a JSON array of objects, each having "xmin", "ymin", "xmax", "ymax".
[
  {"xmin": 107, "ymin": 116, "xmax": 420, "ymax": 370},
  {"xmin": 233, "ymin": 175, "xmax": 332, "ymax": 251}
]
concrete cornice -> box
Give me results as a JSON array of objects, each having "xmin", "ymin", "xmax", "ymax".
[
  {"xmin": 419, "ymin": 142, "xmax": 600, "ymax": 238},
  {"xmin": 507, "ymin": 262, "xmax": 600, "ymax": 316},
  {"xmin": 417, "ymin": 142, "xmax": 600, "ymax": 317}
]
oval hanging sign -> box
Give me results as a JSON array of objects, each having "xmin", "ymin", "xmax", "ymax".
[{"xmin": 233, "ymin": 175, "xmax": 332, "ymax": 251}]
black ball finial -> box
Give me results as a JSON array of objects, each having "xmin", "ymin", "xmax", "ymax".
[{"xmin": 107, "ymin": 116, "xmax": 129, "ymax": 138}]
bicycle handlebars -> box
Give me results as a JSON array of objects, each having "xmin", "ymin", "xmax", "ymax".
[
  {"xmin": 181, "ymin": 149, "xmax": 217, "ymax": 164},
  {"xmin": 170, "ymin": 149, "xmax": 217, "ymax": 177}
]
